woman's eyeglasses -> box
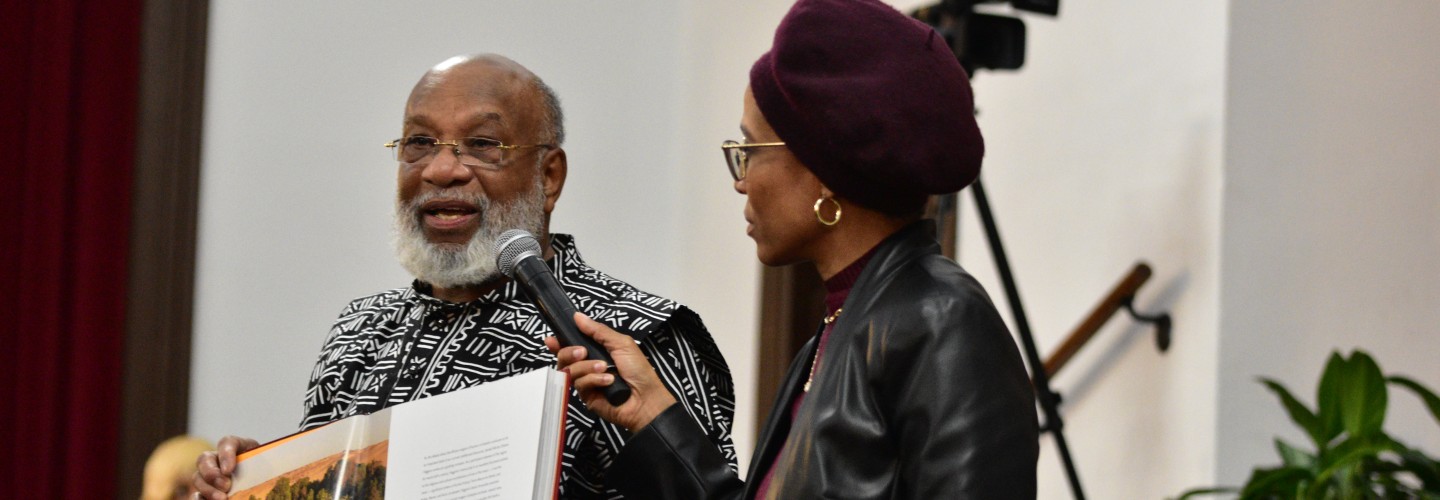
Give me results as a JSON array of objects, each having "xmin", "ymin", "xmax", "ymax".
[{"xmin": 720, "ymin": 140, "xmax": 787, "ymax": 181}]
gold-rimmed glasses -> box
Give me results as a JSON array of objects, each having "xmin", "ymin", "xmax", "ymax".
[
  {"xmin": 721, "ymin": 140, "xmax": 786, "ymax": 181},
  {"xmin": 385, "ymin": 135, "xmax": 554, "ymax": 168}
]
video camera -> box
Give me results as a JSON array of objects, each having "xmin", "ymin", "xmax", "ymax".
[{"xmin": 911, "ymin": 0, "xmax": 1059, "ymax": 75}]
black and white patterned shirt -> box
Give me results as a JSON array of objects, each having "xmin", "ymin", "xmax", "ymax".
[{"xmin": 300, "ymin": 234, "xmax": 737, "ymax": 499}]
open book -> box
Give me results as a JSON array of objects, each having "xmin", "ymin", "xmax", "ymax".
[{"xmin": 230, "ymin": 369, "xmax": 569, "ymax": 500}]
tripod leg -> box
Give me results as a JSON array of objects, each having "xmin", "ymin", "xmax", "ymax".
[{"xmin": 970, "ymin": 179, "xmax": 1087, "ymax": 500}]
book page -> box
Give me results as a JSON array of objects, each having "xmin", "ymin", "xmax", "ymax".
[
  {"xmin": 531, "ymin": 369, "xmax": 568, "ymax": 500},
  {"xmin": 385, "ymin": 369, "xmax": 556, "ymax": 500}
]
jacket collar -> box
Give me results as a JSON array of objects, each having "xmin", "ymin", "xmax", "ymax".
[{"xmin": 830, "ymin": 220, "xmax": 940, "ymax": 333}]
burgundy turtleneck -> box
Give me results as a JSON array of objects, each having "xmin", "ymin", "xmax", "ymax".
[{"xmin": 754, "ymin": 245, "xmax": 878, "ymax": 497}]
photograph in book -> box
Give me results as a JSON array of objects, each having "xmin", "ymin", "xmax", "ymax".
[
  {"xmin": 232, "ymin": 440, "xmax": 389, "ymax": 500},
  {"xmin": 230, "ymin": 406, "xmax": 392, "ymax": 499}
]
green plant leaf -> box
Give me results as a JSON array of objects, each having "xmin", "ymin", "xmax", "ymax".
[
  {"xmin": 1317, "ymin": 352, "xmax": 1347, "ymax": 445},
  {"xmin": 1191, "ymin": 352, "xmax": 1440, "ymax": 500},
  {"xmin": 1306, "ymin": 436, "xmax": 1401, "ymax": 497},
  {"xmin": 1239, "ymin": 466, "xmax": 1310, "ymax": 498},
  {"xmin": 1171, "ymin": 486, "xmax": 1237, "ymax": 500},
  {"xmin": 1262, "ymin": 377, "xmax": 1325, "ymax": 447},
  {"xmin": 1275, "ymin": 438, "xmax": 1316, "ymax": 469},
  {"xmin": 1396, "ymin": 444, "xmax": 1440, "ymax": 491},
  {"xmin": 1339, "ymin": 350, "xmax": 1388, "ymax": 438},
  {"xmin": 1317, "ymin": 433, "xmax": 1400, "ymax": 465},
  {"xmin": 1390, "ymin": 375, "xmax": 1440, "ymax": 430}
]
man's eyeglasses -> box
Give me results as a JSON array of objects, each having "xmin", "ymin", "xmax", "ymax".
[
  {"xmin": 721, "ymin": 140, "xmax": 787, "ymax": 181},
  {"xmin": 385, "ymin": 135, "xmax": 554, "ymax": 168}
]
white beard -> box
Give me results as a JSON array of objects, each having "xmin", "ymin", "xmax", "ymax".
[{"xmin": 393, "ymin": 178, "xmax": 547, "ymax": 289}]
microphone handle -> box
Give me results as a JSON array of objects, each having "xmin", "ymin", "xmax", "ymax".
[{"xmin": 513, "ymin": 258, "xmax": 632, "ymax": 406}]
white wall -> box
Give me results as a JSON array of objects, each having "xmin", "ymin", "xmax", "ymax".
[{"xmin": 1220, "ymin": 0, "xmax": 1440, "ymax": 485}]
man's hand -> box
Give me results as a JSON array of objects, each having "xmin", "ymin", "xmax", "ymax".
[
  {"xmin": 193, "ymin": 435, "xmax": 259, "ymax": 500},
  {"xmin": 544, "ymin": 312, "xmax": 677, "ymax": 432}
]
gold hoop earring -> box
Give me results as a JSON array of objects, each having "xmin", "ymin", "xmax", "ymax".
[{"xmin": 814, "ymin": 196, "xmax": 842, "ymax": 226}]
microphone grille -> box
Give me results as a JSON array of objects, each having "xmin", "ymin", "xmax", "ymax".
[{"xmin": 494, "ymin": 229, "xmax": 543, "ymax": 278}]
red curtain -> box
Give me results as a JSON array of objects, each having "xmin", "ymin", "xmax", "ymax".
[{"xmin": 1, "ymin": 0, "xmax": 143, "ymax": 497}]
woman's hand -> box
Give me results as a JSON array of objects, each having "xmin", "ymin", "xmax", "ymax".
[{"xmin": 545, "ymin": 312, "xmax": 677, "ymax": 432}]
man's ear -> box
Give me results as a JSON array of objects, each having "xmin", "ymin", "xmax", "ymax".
[{"xmin": 540, "ymin": 147, "xmax": 567, "ymax": 214}]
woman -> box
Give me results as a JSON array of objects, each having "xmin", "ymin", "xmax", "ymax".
[{"xmin": 548, "ymin": 0, "xmax": 1038, "ymax": 497}]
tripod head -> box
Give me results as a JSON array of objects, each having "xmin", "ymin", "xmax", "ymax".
[{"xmin": 910, "ymin": 0, "xmax": 1058, "ymax": 76}]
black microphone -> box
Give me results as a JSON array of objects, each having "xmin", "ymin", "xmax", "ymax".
[{"xmin": 494, "ymin": 229, "xmax": 631, "ymax": 406}]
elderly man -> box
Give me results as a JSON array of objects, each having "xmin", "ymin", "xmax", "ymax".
[{"xmin": 194, "ymin": 54, "xmax": 737, "ymax": 499}]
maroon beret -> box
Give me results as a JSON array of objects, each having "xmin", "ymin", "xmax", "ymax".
[{"xmin": 750, "ymin": 0, "xmax": 984, "ymax": 215}]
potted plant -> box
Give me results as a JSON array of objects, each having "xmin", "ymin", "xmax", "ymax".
[{"xmin": 1178, "ymin": 350, "xmax": 1440, "ymax": 499}]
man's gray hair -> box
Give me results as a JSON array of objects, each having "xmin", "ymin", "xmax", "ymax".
[{"xmin": 534, "ymin": 77, "xmax": 565, "ymax": 146}]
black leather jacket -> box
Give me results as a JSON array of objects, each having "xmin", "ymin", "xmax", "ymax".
[{"xmin": 611, "ymin": 222, "xmax": 1038, "ymax": 499}]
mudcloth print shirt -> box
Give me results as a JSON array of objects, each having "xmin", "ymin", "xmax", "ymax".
[{"xmin": 300, "ymin": 234, "xmax": 737, "ymax": 499}]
